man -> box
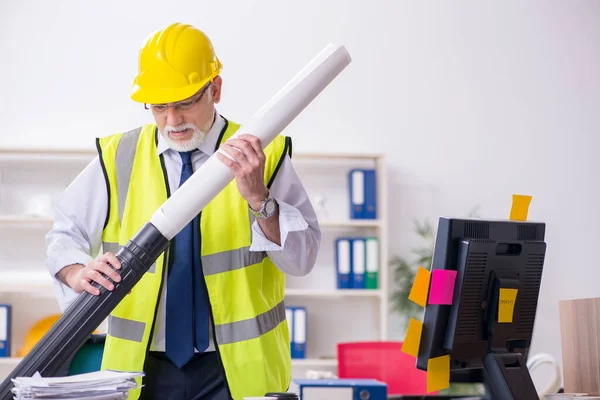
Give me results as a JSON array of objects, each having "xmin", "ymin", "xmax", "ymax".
[{"xmin": 45, "ymin": 22, "xmax": 321, "ymax": 400}]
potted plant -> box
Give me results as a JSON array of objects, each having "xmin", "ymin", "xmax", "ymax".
[{"xmin": 390, "ymin": 217, "xmax": 435, "ymax": 327}]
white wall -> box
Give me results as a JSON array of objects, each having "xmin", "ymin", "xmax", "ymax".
[{"xmin": 2, "ymin": 0, "xmax": 599, "ymax": 384}]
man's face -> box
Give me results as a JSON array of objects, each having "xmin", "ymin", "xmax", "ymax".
[{"xmin": 150, "ymin": 76, "xmax": 222, "ymax": 152}]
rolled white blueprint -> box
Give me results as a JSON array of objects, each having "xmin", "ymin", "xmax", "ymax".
[{"xmin": 150, "ymin": 43, "xmax": 352, "ymax": 240}]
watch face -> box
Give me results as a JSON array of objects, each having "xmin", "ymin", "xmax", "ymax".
[{"xmin": 265, "ymin": 199, "xmax": 276, "ymax": 215}]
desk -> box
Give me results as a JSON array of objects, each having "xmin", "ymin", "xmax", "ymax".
[{"xmin": 388, "ymin": 396, "xmax": 483, "ymax": 400}]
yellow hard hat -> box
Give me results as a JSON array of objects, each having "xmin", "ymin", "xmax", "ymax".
[
  {"xmin": 16, "ymin": 314, "xmax": 100, "ymax": 357},
  {"xmin": 16, "ymin": 314, "xmax": 61, "ymax": 357},
  {"xmin": 130, "ymin": 22, "xmax": 222, "ymax": 104}
]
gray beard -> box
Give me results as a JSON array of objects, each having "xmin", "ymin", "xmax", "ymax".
[{"xmin": 161, "ymin": 123, "xmax": 208, "ymax": 152}]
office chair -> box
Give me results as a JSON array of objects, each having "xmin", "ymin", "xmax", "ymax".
[{"xmin": 337, "ymin": 341, "xmax": 433, "ymax": 395}]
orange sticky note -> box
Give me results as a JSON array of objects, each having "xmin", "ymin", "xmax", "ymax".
[
  {"xmin": 510, "ymin": 194, "xmax": 532, "ymax": 221},
  {"xmin": 408, "ymin": 267, "xmax": 430, "ymax": 307},
  {"xmin": 427, "ymin": 354, "xmax": 450, "ymax": 392},
  {"xmin": 498, "ymin": 288, "xmax": 518, "ymax": 323},
  {"xmin": 401, "ymin": 318, "xmax": 423, "ymax": 357}
]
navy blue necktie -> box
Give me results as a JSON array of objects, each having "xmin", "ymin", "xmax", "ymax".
[{"xmin": 165, "ymin": 151, "xmax": 210, "ymax": 368}]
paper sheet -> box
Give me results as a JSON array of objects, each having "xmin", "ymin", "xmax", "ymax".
[
  {"xmin": 428, "ymin": 270, "xmax": 457, "ymax": 305},
  {"xmin": 427, "ymin": 354, "xmax": 450, "ymax": 392},
  {"xmin": 498, "ymin": 288, "xmax": 518, "ymax": 323},
  {"xmin": 10, "ymin": 370, "xmax": 143, "ymax": 399},
  {"xmin": 509, "ymin": 194, "xmax": 532, "ymax": 221},
  {"xmin": 408, "ymin": 267, "xmax": 430, "ymax": 307},
  {"xmin": 401, "ymin": 318, "xmax": 423, "ymax": 357}
]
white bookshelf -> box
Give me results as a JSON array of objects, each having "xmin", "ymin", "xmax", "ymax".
[
  {"xmin": 0, "ymin": 148, "xmax": 388, "ymax": 380},
  {"xmin": 0, "ymin": 148, "xmax": 95, "ymax": 381},
  {"xmin": 287, "ymin": 153, "xmax": 388, "ymax": 377}
]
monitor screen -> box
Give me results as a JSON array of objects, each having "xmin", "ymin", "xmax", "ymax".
[{"xmin": 416, "ymin": 217, "xmax": 546, "ymax": 398}]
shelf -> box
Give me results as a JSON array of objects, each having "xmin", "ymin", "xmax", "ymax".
[
  {"xmin": 0, "ymin": 148, "xmax": 389, "ymax": 383},
  {"xmin": 0, "ymin": 272, "xmax": 55, "ymax": 295},
  {"xmin": 0, "ymin": 215, "xmax": 53, "ymax": 226},
  {"xmin": 0, "ymin": 148, "xmax": 95, "ymax": 163},
  {"xmin": 0, "ymin": 357, "xmax": 22, "ymax": 366},
  {"xmin": 319, "ymin": 219, "xmax": 381, "ymax": 228},
  {"xmin": 291, "ymin": 358, "xmax": 337, "ymax": 367},
  {"xmin": 285, "ymin": 289, "xmax": 382, "ymax": 298},
  {"xmin": 293, "ymin": 153, "xmax": 383, "ymax": 160}
]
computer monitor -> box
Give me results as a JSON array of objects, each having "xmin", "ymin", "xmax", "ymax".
[{"xmin": 416, "ymin": 217, "xmax": 547, "ymax": 399}]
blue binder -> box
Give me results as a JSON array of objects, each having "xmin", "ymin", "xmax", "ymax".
[
  {"xmin": 348, "ymin": 169, "xmax": 365, "ymax": 219},
  {"xmin": 0, "ymin": 304, "xmax": 11, "ymax": 358},
  {"xmin": 348, "ymin": 169, "xmax": 377, "ymax": 219},
  {"xmin": 291, "ymin": 307, "xmax": 306, "ymax": 359},
  {"xmin": 350, "ymin": 238, "xmax": 365, "ymax": 289},
  {"xmin": 335, "ymin": 238, "xmax": 352, "ymax": 289},
  {"xmin": 363, "ymin": 169, "xmax": 377, "ymax": 219},
  {"xmin": 286, "ymin": 306, "xmax": 294, "ymax": 357},
  {"xmin": 291, "ymin": 378, "xmax": 387, "ymax": 400}
]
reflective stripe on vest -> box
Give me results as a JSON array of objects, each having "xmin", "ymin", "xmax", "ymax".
[
  {"xmin": 115, "ymin": 127, "xmax": 142, "ymax": 223},
  {"xmin": 104, "ymin": 127, "xmax": 157, "ymax": 273},
  {"xmin": 215, "ymin": 300, "xmax": 286, "ymax": 344},
  {"xmin": 202, "ymin": 246, "xmax": 267, "ymax": 276},
  {"xmin": 108, "ymin": 300, "xmax": 286, "ymax": 345},
  {"xmin": 108, "ymin": 315, "xmax": 145, "ymax": 343}
]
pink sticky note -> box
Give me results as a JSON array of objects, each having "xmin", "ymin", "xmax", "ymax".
[{"xmin": 428, "ymin": 270, "xmax": 457, "ymax": 305}]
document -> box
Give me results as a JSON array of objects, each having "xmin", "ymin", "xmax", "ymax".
[{"xmin": 11, "ymin": 370, "xmax": 143, "ymax": 399}]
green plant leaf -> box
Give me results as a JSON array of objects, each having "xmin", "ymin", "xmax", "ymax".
[{"xmin": 416, "ymin": 255, "xmax": 432, "ymax": 268}]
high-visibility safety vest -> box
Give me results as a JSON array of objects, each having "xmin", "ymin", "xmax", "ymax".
[{"xmin": 95, "ymin": 117, "xmax": 293, "ymax": 400}]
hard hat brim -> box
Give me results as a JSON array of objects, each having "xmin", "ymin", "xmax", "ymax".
[{"xmin": 130, "ymin": 80, "xmax": 207, "ymax": 105}]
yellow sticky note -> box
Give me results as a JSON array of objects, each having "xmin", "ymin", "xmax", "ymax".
[
  {"xmin": 401, "ymin": 318, "xmax": 423, "ymax": 357},
  {"xmin": 408, "ymin": 267, "xmax": 431, "ymax": 307},
  {"xmin": 510, "ymin": 194, "xmax": 532, "ymax": 221},
  {"xmin": 427, "ymin": 354, "xmax": 450, "ymax": 392},
  {"xmin": 498, "ymin": 288, "xmax": 518, "ymax": 323}
]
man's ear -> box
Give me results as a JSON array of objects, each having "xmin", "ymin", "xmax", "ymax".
[{"xmin": 212, "ymin": 75, "xmax": 223, "ymax": 104}]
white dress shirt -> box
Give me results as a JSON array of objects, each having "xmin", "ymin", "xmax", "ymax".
[{"xmin": 45, "ymin": 111, "xmax": 321, "ymax": 352}]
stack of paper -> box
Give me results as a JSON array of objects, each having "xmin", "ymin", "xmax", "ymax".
[{"xmin": 10, "ymin": 370, "xmax": 144, "ymax": 400}]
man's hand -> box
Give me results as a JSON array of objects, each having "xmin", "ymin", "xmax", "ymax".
[
  {"xmin": 59, "ymin": 252, "xmax": 122, "ymax": 296},
  {"xmin": 217, "ymin": 133, "xmax": 282, "ymax": 246},
  {"xmin": 217, "ymin": 134, "xmax": 269, "ymax": 209}
]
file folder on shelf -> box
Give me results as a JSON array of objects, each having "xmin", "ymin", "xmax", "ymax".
[
  {"xmin": 351, "ymin": 238, "xmax": 365, "ymax": 289},
  {"xmin": 0, "ymin": 304, "xmax": 10, "ymax": 357},
  {"xmin": 335, "ymin": 238, "xmax": 352, "ymax": 289},
  {"xmin": 349, "ymin": 169, "xmax": 364, "ymax": 219},
  {"xmin": 365, "ymin": 237, "xmax": 379, "ymax": 289},
  {"xmin": 348, "ymin": 169, "xmax": 377, "ymax": 219},
  {"xmin": 286, "ymin": 307, "xmax": 294, "ymax": 357},
  {"xmin": 289, "ymin": 306, "xmax": 306, "ymax": 359},
  {"xmin": 363, "ymin": 169, "xmax": 377, "ymax": 219}
]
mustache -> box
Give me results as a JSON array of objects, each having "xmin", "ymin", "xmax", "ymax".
[{"xmin": 164, "ymin": 123, "xmax": 199, "ymax": 134}]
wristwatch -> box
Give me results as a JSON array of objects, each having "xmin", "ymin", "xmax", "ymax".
[{"xmin": 250, "ymin": 191, "xmax": 277, "ymax": 219}]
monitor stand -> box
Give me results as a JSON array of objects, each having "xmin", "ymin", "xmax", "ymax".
[{"xmin": 481, "ymin": 352, "xmax": 538, "ymax": 400}]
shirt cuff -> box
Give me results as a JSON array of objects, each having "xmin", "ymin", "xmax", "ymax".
[
  {"xmin": 46, "ymin": 246, "xmax": 94, "ymax": 277},
  {"xmin": 46, "ymin": 247, "xmax": 94, "ymax": 311},
  {"xmin": 249, "ymin": 199, "xmax": 309, "ymax": 252},
  {"xmin": 52, "ymin": 280, "xmax": 80, "ymax": 312}
]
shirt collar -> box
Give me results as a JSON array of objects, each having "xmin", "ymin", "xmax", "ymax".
[{"xmin": 156, "ymin": 109, "xmax": 226, "ymax": 156}]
